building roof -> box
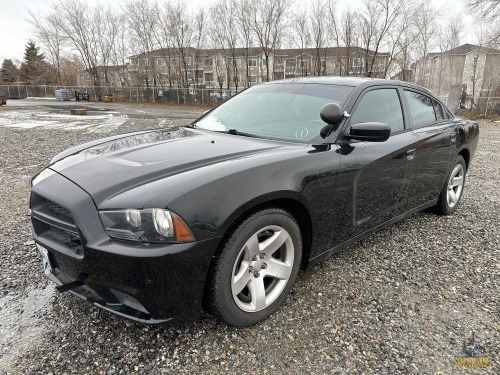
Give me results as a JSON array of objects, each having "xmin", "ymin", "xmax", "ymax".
[{"xmin": 428, "ymin": 43, "xmax": 500, "ymax": 56}]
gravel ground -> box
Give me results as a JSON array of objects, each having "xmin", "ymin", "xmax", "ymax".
[{"xmin": 0, "ymin": 101, "xmax": 498, "ymax": 374}]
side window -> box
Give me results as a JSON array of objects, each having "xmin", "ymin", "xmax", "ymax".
[
  {"xmin": 404, "ymin": 90, "xmax": 437, "ymax": 128},
  {"xmin": 433, "ymin": 101, "xmax": 444, "ymax": 121},
  {"xmin": 350, "ymin": 89, "xmax": 404, "ymax": 133}
]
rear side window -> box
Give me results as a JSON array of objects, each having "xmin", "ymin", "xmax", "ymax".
[
  {"xmin": 404, "ymin": 90, "xmax": 436, "ymax": 128},
  {"xmin": 350, "ymin": 89, "xmax": 404, "ymax": 133}
]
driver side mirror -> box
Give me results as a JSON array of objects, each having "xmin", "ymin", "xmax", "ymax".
[{"xmin": 348, "ymin": 122, "xmax": 391, "ymax": 142}]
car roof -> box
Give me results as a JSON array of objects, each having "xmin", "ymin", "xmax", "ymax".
[{"xmin": 264, "ymin": 76, "xmax": 433, "ymax": 96}]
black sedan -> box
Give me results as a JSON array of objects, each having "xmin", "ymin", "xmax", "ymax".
[{"xmin": 30, "ymin": 77, "xmax": 479, "ymax": 326}]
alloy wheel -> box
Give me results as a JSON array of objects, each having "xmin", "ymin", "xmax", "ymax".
[
  {"xmin": 231, "ymin": 225, "xmax": 294, "ymax": 312},
  {"xmin": 447, "ymin": 164, "xmax": 464, "ymax": 208}
]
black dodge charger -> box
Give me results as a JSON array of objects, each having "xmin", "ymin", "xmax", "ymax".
[{"xmin": 30, "ymin": 77, "xmax": 479, "ymax": 326}]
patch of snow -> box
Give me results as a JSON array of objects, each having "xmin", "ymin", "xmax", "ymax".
[{"xmin": 0, "ymin": 110, "xmax": 128, "ymax": 133}]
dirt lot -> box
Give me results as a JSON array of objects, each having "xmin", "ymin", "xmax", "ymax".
[{"xmin": 0, "ymin": 100, "xmax": 498, "ymax": 374}]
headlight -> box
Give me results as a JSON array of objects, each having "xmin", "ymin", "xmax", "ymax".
[{"xmin": 99, "ymin": 208, "xmax": 195, "ymax": 243}]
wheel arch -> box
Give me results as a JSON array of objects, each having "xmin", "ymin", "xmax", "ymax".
[
  {"xmin": 458, "ymin": 148, "xmax": 470, "ymax": 170},
  {"xmin": 217, "ymin": 193, "xmax": 313, "ymax": 268}
]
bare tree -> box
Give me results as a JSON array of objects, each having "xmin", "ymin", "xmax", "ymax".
[
  {"xmin": 124, "ymin": 0, "xmax": 158, "ymax": 92},
  {"xmin": 467, "ymin": 0, "xmax": 500, "ymax": 47},
  {"xmin": 413, "ymin": 0, "xmax": 439, "ymax": 85},
  {"xmin": 53, "ymin": 0, "xmax": 101, "ymax": 90},
  {"xmin": 467, "ymin": 0, "xmax": 500, "ymax": 20},
  {"xmin": 28, "ymin": 9, "xmax": 65, "ymax": 86},
  {"xmin": 385, "ymin": 2, "xmax": 418, "ymax": 80},
  {"xmin": 94, "ymin": 5, "xmax": 121, "ymax": 89},
  {"xmin": 109, "ymin": 14, "xmax": 132, "ymax": 87},
  {"xmin": 471, "ymin": 23, "xmax": 486, "ymax": 109},
  {"xmin": 153, "ymin": 2, "xmax": 177, "ymax": 88},
  {"xmin": 192, "ymin": 8, "xmax": 207, "ymax": 88},
  {"xmin": 167, "ymin": 1, "xmax": 196, "ymax": 88},
  {"xmin": 326, "ymin": 3, "xmax": 360, "ymax": 76},
  {"xmin": 236, "ymin": 0, "xmax": 255, "ymax": 87},
  {"xmin": 435, "ymin": 15, "xmax": 464, "ymax": 94},
  {"xmin": 209, "ymin": 0, "xmax": 240, "ymax": 90},
  {"xmin": 252, "ymin": 0, "xmax": 291, "ymax": 82},
  {"xmin": 310, "ymin": 0, "xmax": 328, "ymax": 76},
  {"xmin": 290, "ymin": 5, "xmax": 311, "ymax": 77},
  {"xmin": 359, "ymin": 0, "xmax": 405, "ymax": 77}
]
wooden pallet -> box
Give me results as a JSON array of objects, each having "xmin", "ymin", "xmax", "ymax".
[
  {"xmin": 104, "ymin": 95, "xmax": 116, "ymax": 103},
  {"xmin": 70, "ymin": 108, "xmax": 87, "ymax": 115}
]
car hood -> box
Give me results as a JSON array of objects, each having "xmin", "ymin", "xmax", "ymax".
[{"xmin": 49, "ymin": 127, "xmax": 292, "ymax": 206}]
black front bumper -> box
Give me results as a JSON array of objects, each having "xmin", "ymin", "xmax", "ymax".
[{"xmin": 31, "ymin": 169, "xmax": 221, "ymax": 323}]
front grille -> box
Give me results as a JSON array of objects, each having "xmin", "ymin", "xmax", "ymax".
[
  {"xmin": 31, "ymin": 193, "xmax": 75, "ymax": 227},
  {"xmin": 46, "ymin": 200, "xmax": 72, "ymax": 218},
  {"xmin": 30, "ymin": 192, "xmax": 83, "ymax": 257}
]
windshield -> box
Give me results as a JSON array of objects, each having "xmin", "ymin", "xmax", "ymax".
[{"xmin": 194, "ymin": 83, "xmax": 352, "ymax": 142}]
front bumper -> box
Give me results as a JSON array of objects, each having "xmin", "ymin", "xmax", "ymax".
[{"xmin": 31, "ymin": 169, "xmax": 221, "ymax": 323}]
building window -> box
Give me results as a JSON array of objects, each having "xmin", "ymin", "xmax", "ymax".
[
  {"xmin": 248, "ymin": 58, "xmax": 257, "ymax": 68},
  {"xmin": 351, "ymin": 58, "xmax": 363, "ymax": 68},
  {"xmin": 157, "ymin": 58, "xmax": 165, "ymax": 66},
  {"xmin": 316, "ymin": 59, "xmax": 326, "ymax": 69},
  {"xmin": 141, "ymin": 58, "xmax": 148, "ymax": 66}
]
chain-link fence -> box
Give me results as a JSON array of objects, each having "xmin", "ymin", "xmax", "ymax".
[
  {"xmin": 0, "ymin": 85, "xmax": 244, "ymax": 105},
  {"xmin": 439, "ymin": 95, "xmax": 500, "ymax": 116}
]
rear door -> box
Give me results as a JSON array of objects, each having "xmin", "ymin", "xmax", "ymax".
[{"xmin": 402, "ymin": 89, "xmax": 456, "ymax": 208}]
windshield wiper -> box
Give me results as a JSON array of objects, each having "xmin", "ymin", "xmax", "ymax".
[
  {"xmin": 195, "ymin": 126, "xmax": 265, "ymax": 139},
  {"xmin": 225, "ymin": 129, "xmax": 258, "ymax": 138}
]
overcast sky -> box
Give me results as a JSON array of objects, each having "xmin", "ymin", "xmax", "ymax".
[{"xmin": 0, "ymin": 0, "xmax": 474, "ymax": 63}]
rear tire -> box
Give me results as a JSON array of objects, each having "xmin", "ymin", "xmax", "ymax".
[
  {"xmin": 434, "ymin": 155, "xmax": 466, "ymax": 215},
  {"xmin": 206, "ymin": 208, "xmax": 302, "ymax": 326}
]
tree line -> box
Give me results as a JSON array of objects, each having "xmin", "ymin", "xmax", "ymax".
[{"xmin": 1, "ymin": 0, "xmax": 499, "ymax": 89}]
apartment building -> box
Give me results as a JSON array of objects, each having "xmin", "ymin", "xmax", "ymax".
[
  {"xmin": 412, "ymin": 43, "xmax": 500, "ymax": 105},
  {"xmin": 78, "ymin": 46, "xmax": 389, "ymax": 90}
]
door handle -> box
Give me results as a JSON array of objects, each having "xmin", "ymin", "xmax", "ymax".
[{"xmin": 406, "ymin": 149, "xmax": 416, "ymax": 160}]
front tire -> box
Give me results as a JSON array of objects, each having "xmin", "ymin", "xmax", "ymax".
[
  {"xmin": 435, "ymin": 155, "xmax": 466, "ymax": 215},
  {"xmin": 206, "ymin": 208, "xmax": 302, "ymax": 326}
]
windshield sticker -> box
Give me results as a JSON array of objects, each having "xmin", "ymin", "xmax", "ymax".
[{"xmin": 295, "ymin": 127, "xmax": 309, "ymax": 139}]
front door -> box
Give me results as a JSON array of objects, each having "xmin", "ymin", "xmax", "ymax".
[{"xmin": 338, "ymin": 87, "xmax": 418, "ymax": 239}]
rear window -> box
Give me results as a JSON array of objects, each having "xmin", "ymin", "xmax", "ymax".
[{"xmin": 404, "ymin": 90, "xmax": 436, "ymax": 129}]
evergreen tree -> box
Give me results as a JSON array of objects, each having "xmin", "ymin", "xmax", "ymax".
[
  {"xmin": 0, "ymin": 59, "xmax": 20, "ymax": 83},
  {"xmin": 20, "ymin": 40, "xmax": 53, "ymax": 84}
]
